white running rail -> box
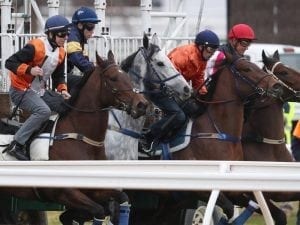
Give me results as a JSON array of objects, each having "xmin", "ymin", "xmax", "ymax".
[{"xmin": 0, "ymin": 160, "xmax": 299, "ymax": 225}]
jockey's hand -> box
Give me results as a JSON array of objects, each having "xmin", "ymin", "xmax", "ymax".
[
  {"xmin": 30, "ymin": 66, "xmax": 43, "ymax": 76},
  {"xmin": 61, "ymin": 90, "xmax": 71, "ymax": 99}
]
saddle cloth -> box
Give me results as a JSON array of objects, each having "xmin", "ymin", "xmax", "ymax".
[
  {"xmin": 0, "ymin": 115, "xmax": 59, "ymax": 161},
  {"xmin": 138, "ymin": 120, "xmax": 193, "ymax": 158}
]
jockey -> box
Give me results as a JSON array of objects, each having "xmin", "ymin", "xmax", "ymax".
[
  {"xmin": 206, "ymin": 23, "xmax": 256, "ymax": 77},
  {"xmin": 220, "ymin": 23, "xmax": 256, "ymax": 57},
  {"xmin": 168, "ymin": 29, "xmax": 220, "ymax": 94},
  {"xmin": 4, "ymin": 15, "xmax": 72, "ymax": 160},
  {"xmin": 67, "ymin": 6, "xmax": 101, "ymax": 89},
  {"xmin": 141, "ymin": 30, "xmax": 220, "ymax": 151}
]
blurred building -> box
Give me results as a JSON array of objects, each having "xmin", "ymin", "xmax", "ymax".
[{"xmin": 228, "ymin": 0, "xmax": 300, "ymax": 45}]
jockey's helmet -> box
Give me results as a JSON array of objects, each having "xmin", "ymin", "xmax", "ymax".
[
  {"xmin": 72, "ymin": 7, "xmax": 101, "ymax": 24},
  {"xmin": 44, "ymin": 15, "xmax": 71, "ymax": 34},
  {"xmin": 195, "ymin": 30, "xmax": 220, "ymax": 48},
  {"xmin": 228, "ymin": 24, "xmax": 256, "ymax": 40}
]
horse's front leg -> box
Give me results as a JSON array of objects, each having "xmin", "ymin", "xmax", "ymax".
[
  {"xmin": 47, "ymin": 188, "xmax": 106, "ymax": 225},
  {"xmin": 84, "ymin": 189, "xmax": 130, "ymax": 225}
]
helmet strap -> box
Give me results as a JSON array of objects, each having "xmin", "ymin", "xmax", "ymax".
[
  {"xmin": 198, "ymin": 45, "xmax": 208, "ymax": 61},
  {"xmin": 47, "ymin": 32, "xmax": 58, "ymax": 49},
  {"xmin": 77, "ymin": 23, "xmax": 88, "ymax": 42}
]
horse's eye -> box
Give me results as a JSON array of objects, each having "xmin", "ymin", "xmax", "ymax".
[
  {"xmin": 157, "ymin": 62, "xmax": 165, "ymax": 67},
  {"xmin": 109, "ymin": 75, "xmax": 118, "ymax": 82},
  {"xmin": 278, "ymin": 71, "xmax": 288, "ymax": 76},
  {"xmin": 242, "ymin": 68, "xmax": 251, "ymax": 72}
]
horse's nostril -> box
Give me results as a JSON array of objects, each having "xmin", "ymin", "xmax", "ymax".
[
  {"xmin": 137, "ymin": 101, "xmax": 148, "ymax": 112},
  {"xmin": 270, "ymin": 83, "xmax": 284, "ymax": 98},
  {"xmin": 272, "ymin": 83, "xmax": 282, "ymax": 91},
  {"xmin": 183, "ymin": 86, "xmax": 190, "ymax": 93}
]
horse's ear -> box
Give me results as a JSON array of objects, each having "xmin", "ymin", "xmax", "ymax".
[
  {"xmin": 107, "ymin": 50, "xmax": 116, "ymax": 63},
  {"xmin": 262, "ymin": 50, "xmax": 267, "ymax": 62},
  {"xmin": 273, "ymin": 50, "xmax": 280, "ymax": 61},
  {"xmin": 151, "ymin": 33, "xmax": 161, "ymax": 48},
  {"xmin": 143, "ymin": 33, "xmax": 149, "ymax": 49},
  {"xmin": 96, "ymin": 51, "xmax": 104, "ymax": 65}
]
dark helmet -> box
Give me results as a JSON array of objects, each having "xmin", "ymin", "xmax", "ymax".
[
  {"xmin": 44, "ymin": 15, "xmax": 71, "ymax": 33},
  {"xmin": 72, "ymin": 7, "xmax": 101, "ymax": 24},
  {"xmin": 195, "ymin": 29, "xmax": 220, "ymax": 48},
  {"xmin": 228, "ymin": 24, "xmax": 256, "ymax": 40}
]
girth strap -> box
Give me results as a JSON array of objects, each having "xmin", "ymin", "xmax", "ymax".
[
  {"xmin": 242, "ymin": 135, "xmax": 285, "ymax": 145},
  {"xmin": 261, "ymin": 137, "xmax": 285, "ymax": 144},
  {"xmin": 192, "ymin": 132, "xmax": 241, "ymax": 143},
  {"xmin": 39, "ymin": 133, "xmax": 104, "ymax": 147}
]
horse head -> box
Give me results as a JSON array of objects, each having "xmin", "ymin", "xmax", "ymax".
[
  {"xmin": 262, "ymin": 50, "xmax": 300, "ymax": 100},
  {"xmin": 125, "ymin": 33, "xmax": 192, "ymax": 101},
  {"xmin": 95, "ymin": 50, "xmax": 148, "ymax": 118},
  {"xmin": 223, "ymin": 51, "xmax": 284, "ymax": 100}
]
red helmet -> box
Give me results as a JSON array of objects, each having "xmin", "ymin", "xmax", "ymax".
[{"xmin": 228, "ymin": 24, "xmax": 256, "ymax": 40}]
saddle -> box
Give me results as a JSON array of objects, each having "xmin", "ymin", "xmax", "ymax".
[{"xmin": 0, "ymin": 116, "xmax": 56, "ymax": 161}]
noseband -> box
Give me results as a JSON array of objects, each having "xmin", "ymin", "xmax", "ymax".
[{"xmin": 263, "ymin": 62, "xmax": 300, "ymax": 100}]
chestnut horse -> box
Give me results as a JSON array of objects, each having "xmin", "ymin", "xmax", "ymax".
[
  {"xmin": 105, "ymin": 49, "xmax": 284, "ymax": 225},
  {"xmin": 238, "ymin": 50, "xmax": 300, "ymax": 225},
  {"xmin": 0, "ymin": 50, "xmax": 148, "ymax": 225}
]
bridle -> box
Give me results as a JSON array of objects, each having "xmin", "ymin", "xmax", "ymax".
[
  {"xmin": 63, "ymin": 63, "xmax": 139, "ymax": 113},
  {"xmin": 129, "ymin": 47, "xmax": 181, "ymax": 97},
  {"xmin": 263, "ymin": 61, "xmax": 300, "ymax": 100}
]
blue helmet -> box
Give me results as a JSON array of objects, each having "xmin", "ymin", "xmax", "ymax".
[
  {"xmin": 195, "ymin": 29, "xmax": 220, "ymax": 48},
  {"xmin": 44, "ymin": 15, "xmax": 71, "ymax": 33},
  {"xmin": 72, "ymin": 7, "xmax": 101, "ymax": 24}
]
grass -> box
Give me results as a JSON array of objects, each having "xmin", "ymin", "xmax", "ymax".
[
  {"xmin": 246, "ymin": 202, "xmax": 298, "ymax": 225},
  {"xmin": 47, "ymin": 202, "xmax": 299, "ymax": 225}
]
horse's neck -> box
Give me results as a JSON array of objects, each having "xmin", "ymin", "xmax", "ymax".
[
  {"xmin": 244, "ymin": 102, "xmax": 284, "ymax": 139},
  {"xmin": 201, "ymin": 70, "xmax": 244, "ymax": 136},
  {"xmin": 58, "ymin": 72, "xmax": 108, "ymax": 140},
  {"xmin": 242, "ymin": 101, "xmax": 293, "ymax": 162}
]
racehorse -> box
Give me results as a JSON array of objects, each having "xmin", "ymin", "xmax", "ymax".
[
  {"xmin": 105, "ymin": 33, "xmax": 192, "ymax": 160},
  {"xmin": 105, "ymin": 43, "xmax": 284, "ymax": 225},
  {"xmin": 239, "ymin": 50, "xmax": 300, "ymax": 225},
  {"xmin": 0, "ymin": 50, "xmax": 148, "ymax": 225}
]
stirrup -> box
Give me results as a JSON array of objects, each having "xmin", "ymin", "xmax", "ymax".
[
  {"xmin": 141, "ymin": 141, "xmax": 154, "ymax": 153},
  {"xmin": 2, "ymin": 140, "xmax": 16, "ymax": 153}
]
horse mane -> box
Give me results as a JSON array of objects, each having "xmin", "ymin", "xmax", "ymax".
[
  {"xmin": 59, "ymin": 69, "xmax": 95, "ymax": 117},
  {"xmin": 121, "ymin": 43, "xmax": 159, "ymax": 73},
  {"xmin": 121, "ymin": 50, "xmax": 139, "ymax": 72}
]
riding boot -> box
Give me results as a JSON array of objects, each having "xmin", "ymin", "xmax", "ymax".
[
  {"xmin": 231, "ymin": 200, "xmax": 259, "ymax": 225},
  {"xmin": 5, "ymin": 140, "xmax": 29, "ymax": 161},
  {"xmin": 119, "ymin": 202, "xmax": 131, "ymax": 225}
]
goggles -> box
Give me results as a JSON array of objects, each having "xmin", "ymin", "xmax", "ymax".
[
  {"xmin": 238, "ymin": 39, "xmax": 252, "ymax": 47},
  {"xmin": 56, "ymin": 31, "xmax": 70, "ymax": 38},
  {"xmin": 84, "ymin": 23, "xmax": 96, "ymax": 31},
  {"xmin": 204, "ymin": 45, "xmax": 218, "ymax": 54}
]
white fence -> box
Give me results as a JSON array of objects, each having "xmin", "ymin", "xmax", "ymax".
[
  {"xmin": 0, "ymin": 160, "xmax": 300, "ymax": 225},
  {"xmin": 0, "ymin": 34, "xmax": 194, "ymax": 91}
]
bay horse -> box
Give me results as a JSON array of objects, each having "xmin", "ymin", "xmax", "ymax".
[
  {"xmin": 0, "ymin": 50, "xmax": 148, "ymax": 225},
  {"xmin": 238, "ymin": 50, "xmax": 300, "ymax": 225},
  {"xmin": 105, "ymin": 46, "xmax": 284, "ymax": 225}
]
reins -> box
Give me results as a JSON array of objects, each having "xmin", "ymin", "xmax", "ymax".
[{"xmin": 242, "ymin": 58, "xmax": 300, "ymax": 145}]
